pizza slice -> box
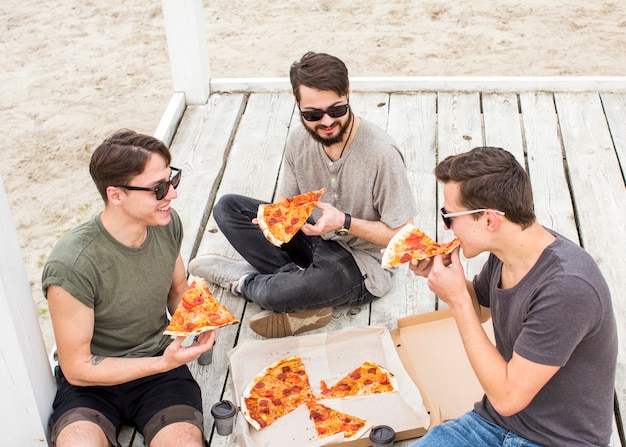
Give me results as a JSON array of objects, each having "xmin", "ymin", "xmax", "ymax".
[
  {"xmin": 381, "ymin": 223, "xmax": 460, "ymax": 268},
  {"xmin": 318, "ymin": 360, "xmax": 399, "ymax": 400},
  {"xmin": 306, "ymin": 400, "xmax": 372, "ymax": 441},
  {"xmin": 257, "ymin": 188, "xmax": 325, "ymax": 246},
  {"xmin": 241, "ymin": 355, "xmax": 315, "ymax": 430},
  {"xmin": 164, "ymin": 277, "xmax": 239, "ymax": 336}
]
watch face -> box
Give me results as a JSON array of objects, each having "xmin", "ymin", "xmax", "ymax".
[{"xmin": 335, "ymin": 229, "xmax": 348, "ymax": 236}]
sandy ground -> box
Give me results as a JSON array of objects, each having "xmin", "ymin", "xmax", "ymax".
[{"xmin": 1, "ymin": 0, "xmax": 625, "ymax": 352}]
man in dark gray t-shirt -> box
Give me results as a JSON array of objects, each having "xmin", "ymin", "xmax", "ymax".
[{"xmin": 409, "ymin": 147, "xmax": 617, "ymax": 446}]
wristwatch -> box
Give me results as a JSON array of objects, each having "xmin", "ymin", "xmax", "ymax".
[{"xmin": 335, "ymin": 213, "xmax": 351, "ymax": 236}]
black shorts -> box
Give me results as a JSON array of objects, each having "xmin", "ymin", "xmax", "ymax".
[{"xmin": 49, "ymin": 365, "xmax": 203, "ymax": 446}]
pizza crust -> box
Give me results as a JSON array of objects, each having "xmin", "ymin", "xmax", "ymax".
[{"xmin": 257, "ymin": 203, "xmax": 285, "ymax": 247}]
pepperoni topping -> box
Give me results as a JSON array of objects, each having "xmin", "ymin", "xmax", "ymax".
[
  {"xmin": 349, "ymin": 371, "xmax": 361, "ymax": 380},
  {"xmin": 400, "ymin": 253, "xmax": 413, "ymax": 264},
  {"xmin": 183, "ymin": 322, "xmax": 196, "ymax": 331}
]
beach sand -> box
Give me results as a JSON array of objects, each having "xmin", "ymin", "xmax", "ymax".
[{"xmin": 1, "ymin": 0, "xmax": 625, "ymax": 352}]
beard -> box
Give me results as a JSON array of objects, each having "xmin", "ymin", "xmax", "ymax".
[{"xmin": 302, "ymin": 111, "xmax": 353, "ymax": 147}]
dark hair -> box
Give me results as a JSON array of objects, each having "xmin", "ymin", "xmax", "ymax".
[
  {"xmin": 89, "ymin": 129, "xmax": 172, "ymax": 202},
  {"xmin": 289, "ymin": 52, "xmax": 349, "ymax": 102},
  {"xmin": 435, "ymin": 146, "xmax": 536, "ymax": 229}
]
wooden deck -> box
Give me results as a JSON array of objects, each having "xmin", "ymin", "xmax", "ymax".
[{"xmin": 122, "ymin": 84, "xmax": 626, "ymax": 446}]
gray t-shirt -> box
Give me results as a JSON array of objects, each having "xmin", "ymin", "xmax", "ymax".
[
  {"xmin": 42, "ymin": 210, "xmax": 183, "ymax": 357},
  {"xmin": 473, "ymin": 229, "xmax": 617, "ymax": 446},
  {"xmin": 279, "ymin": 119, "xmax": 418, "ymax": 296}
]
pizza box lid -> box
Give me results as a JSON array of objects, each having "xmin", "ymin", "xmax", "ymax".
[{"xmin": 391, "ymin": 308, "xmax": 495, "ymax": 429}]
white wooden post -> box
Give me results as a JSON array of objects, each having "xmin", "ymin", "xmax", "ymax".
[
  {"xmin": 0, "ymin": 175, "xmax": 56, "ymax": 444},
  {"xmin": 161, "ymin": 0, "xmax": 211, "ymax": 105}
]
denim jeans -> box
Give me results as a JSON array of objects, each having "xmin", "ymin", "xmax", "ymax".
[
  {"xmin": 410, "ymin": 411, "xmax": 544, "ymax": 447},
  {"xmin": 213, "ymin": 194, "xmax": 374, "ymax": 312}
]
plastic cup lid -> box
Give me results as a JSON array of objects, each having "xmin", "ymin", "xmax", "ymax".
[
  {"xmin": 369, "ymin": 425, "xmax": 396, "ymax": 443},
  {"xmin": 211, "ymin": 400, "xmax": 236, "ymax": 419}
]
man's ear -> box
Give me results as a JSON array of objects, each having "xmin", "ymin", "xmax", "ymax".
[
  {"xmin": 485, "ymin": 210, "xmax": 501, "ymax": 231},
  {"xmin": 106, "ymin": 186, "xmax": 125, "ymax": 205}
]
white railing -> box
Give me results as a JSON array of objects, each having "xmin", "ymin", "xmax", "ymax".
[{"xmin": 0, "ymin": 174, "xmax": 56, "ymax": 445}]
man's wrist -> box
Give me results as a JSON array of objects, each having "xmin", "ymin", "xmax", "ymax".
[{"xmin": 335, "ymin": 213, "xmax": 351, "ymax": 236}]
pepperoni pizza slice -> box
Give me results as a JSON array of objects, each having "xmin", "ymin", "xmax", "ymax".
[
  {"xmin": 318, "ymin": 360, "xmax": 399, "ymax": 400},
  {"xmin": 164, "ymin": 277, "xmax": 239, "ymax": 336},
  {"xmin": 306, "ymin": 400, "xmax": 372, "ymax": 441},
  {"xmin": 381, "ymin": 223, "xmax": 460, "ymax": 268},
  {"xmin": 241, "ymin": 355, "xmax": 315, "ymax": 430},
  {"xmin": 257, "ymin": 188, "xmax": 325, "ymax": 246}
]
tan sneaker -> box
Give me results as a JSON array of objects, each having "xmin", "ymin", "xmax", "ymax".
[{"xmin": 249, "ymin": 307, "xmax": 333, "ymax": 338}]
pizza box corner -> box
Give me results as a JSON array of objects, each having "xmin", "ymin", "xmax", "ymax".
[{"xmin": 227, "ymin": 309, "xmax": 494, "ymax": 447}]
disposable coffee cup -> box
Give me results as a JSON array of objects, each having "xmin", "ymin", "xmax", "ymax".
[
  {"xmin": 211, "ymin": 400, "xmax": 237, "ymax": 435},
  {"xmin": 369, "ymin": 425, "xmax": 395, "ymax": 447}
]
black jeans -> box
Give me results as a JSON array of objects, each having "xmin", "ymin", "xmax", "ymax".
[{"xmin": 213, "ymin": 194, "xmax": 374, "ymax": 312}]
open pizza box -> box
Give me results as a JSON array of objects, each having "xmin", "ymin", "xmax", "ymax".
[{"xmin": 227, "ymin": 309, "xmax": 494, "ymax": 447}]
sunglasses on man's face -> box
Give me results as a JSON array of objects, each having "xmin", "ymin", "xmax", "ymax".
[
  {"xmin": 116, "ymin": 167, "xmax": 181, "ymax": 200},
  {"xmin": 299, "ymin": 103, "xmax": 350, "ymax": 122},
  {"xmin": 440, "ymin": 207, "xmax": 505, "ymax": 229}
]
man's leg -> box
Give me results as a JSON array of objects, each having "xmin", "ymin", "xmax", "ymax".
[
  {"xmin": 410, "ymin": 411, "xmax": 504, "ymax": 446},
  {"xmin": 132, "ymin": 365, "xmax": 204, "ymax": 446},
  {"xmin": 213, "ymin": 194, "xmax": 293, "ymax": 272},
  {"xmin": 244, "ymin": 240, "xmax": 374, "ymax": 337},
  {"xmin": 49, "ymin": 368, "xmax": 121, "ymax": 447}
]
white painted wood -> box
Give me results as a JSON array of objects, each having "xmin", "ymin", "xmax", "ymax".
[
  {"xmin": 161, "ymin": 0, "xmax": 210, "ymax": 104},
  {"xmin": 601, "ymin": 92, "xmax": 626, "ymax": 181},
  {"xmin": 154, "ymin": 92, "xmax": 187, "ymax": 146},
  {"xmin": 210, "ymin": 76, "xmax": 626, "ymax": 95},
  {"xmin": 0, "ymin": 176, "xmax": 56, "ymax": 445},
  {"xmin": 382, "ymin": 93, "xmax": 439, "ymax": 321},
  {"xmin": 555, "ymin": 92, "xmax": 626, "ymax": 426},
  {"xmin": 169, "ymin": 93, "xmax": 247, "ymax": 264},
  {"xmin": 519, "ymin": 92, "xmax": 579, "ymax": 242},
  {"xmin": 482, "ymin": 92, "xmax": 525, "ymax": 165},
  {"xmin": 436, "ymin": 92, "xmax": 487, "ymax": 287}
]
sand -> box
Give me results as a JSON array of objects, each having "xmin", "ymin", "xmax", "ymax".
[{"xmin": 1, "ymin": 0, "xmax": 625, "ymax": 352}]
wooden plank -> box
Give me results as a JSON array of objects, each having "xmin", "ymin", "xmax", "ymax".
[
  {"xmin": 436, "ymin": 92, "xmax": 486, "ymax": 286},
  {"xmin": 601, "ymin": 92, "xmax": 626, "ymax": 181},
  {"xmin": 554, "ymin": 91, "xmax": 626, "ymax": 429},
  {"xmin": 381, "ymin": 92, "xmax": 438, "ymax": 322},
  {"xmin": 187, "ymin": 92, "xmax": 295, "ymax": 445},
  {"xmin": 482, "ymin": 92, "xmax": 525, "ymax": 166},
  {"xmin": 170, "ymin": 93, "xmax": 246, "ymax": 264},
  {"xmin": 519, "ymin": 92, "xmax": 579, "ymax": 242}
]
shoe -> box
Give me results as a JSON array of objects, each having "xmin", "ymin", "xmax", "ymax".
[
  {"xmin": 189, "ymin": 254, "xmax": 257, "ymax": 294},
  {"xmin": 249, "ymin": 307, "xmax": 333, "ymax": 338}
]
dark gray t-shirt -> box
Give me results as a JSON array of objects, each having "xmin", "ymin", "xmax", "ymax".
[
  {"xmin": 279, "ymin": 119, "xmax": 418, "ymax": 296},
  {"xmin": 473, "ymin": 230, "xmax": 617, "ymax": 446},
  {"xmin": 42, "ymin": 210, "xmax": 183, "ymax": 357}
]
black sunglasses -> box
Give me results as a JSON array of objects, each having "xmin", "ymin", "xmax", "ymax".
[
  {"xmin": 116, "ymin": 167, "xmax": 181, "ymax": 200},
  {"xmin": 299, "ymin": 103, "xmax": 350, "ymax": 122}
]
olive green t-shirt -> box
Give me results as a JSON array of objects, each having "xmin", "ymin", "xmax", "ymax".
[{"xmin": 42, "ymin": 210, "xmax": 183, "ymax": 357}]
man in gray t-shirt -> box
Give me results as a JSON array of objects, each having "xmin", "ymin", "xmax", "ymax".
[
  {"xmin": 189, "ymin": 52, "xmax": 417, "ymax": 338},
  {"xmin": 409, "ymin": 147, "xmax": 617, "ymax": 446}
]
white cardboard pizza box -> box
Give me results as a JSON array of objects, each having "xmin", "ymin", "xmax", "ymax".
[{"xmin": 227, "ymin": 310, "xmax": 493, "ymax": 447}]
